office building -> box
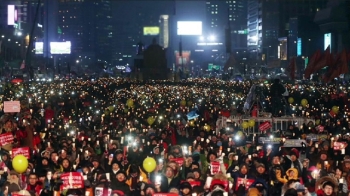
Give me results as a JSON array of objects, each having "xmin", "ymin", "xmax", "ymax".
[
  {"xmin": 247, "ymin": 0, "xmax": 328, "ymax": 62},
  {"xmin": 58, "ymin": 0, "xmax": 112, "ymax": 68}
]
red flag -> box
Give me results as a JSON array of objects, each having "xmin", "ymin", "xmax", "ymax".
[
  {"xmin": 311, "ymin": 46, "xmax": 332, "ymax": 74},
  {"xmin": 324, "ymin": 50, "xmax": 348, "ymax": 83},
  {"xmin": 304, "ymin": 50, "xmax": 322, "ymax": 79},
  {"xmin": 288, "ymin": 57, "xmax": 296, "ymax": 80},
  {"xmin": 20, "ymin": 60, "xmax": 25, "ymax": 69}
]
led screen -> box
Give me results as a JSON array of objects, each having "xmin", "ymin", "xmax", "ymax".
[
  {"xmin": 50, "ymin": 41, "xmax": 71, "ymax": 54},
  {"xmin": 324, "ymin": 33, "xmax": 331, "ymax": 51},
  {"xmin": 177, "ymin": 21, "xmax": 202, "ymax": 35},
  {"xmin": 143, "ymin": 27, "xmax": 160, "ymax": 36},
  {"xmin": 35, "ymin": 42, "xmax": 43, "ymax": 54},
  {"xmin": 8, "ymin": 5, "xmax": 15, "ymax": 25}
]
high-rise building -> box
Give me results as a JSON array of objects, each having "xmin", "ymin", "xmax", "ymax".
[
  {"xmin": 112, "ymin": 1, "xmax": 173, "ymax": 66},
  {"xmin": 58, "ymin": 0, "xmax": 113, "ymax": 67},
  {"xmin": 247, "ymin": 0, "xmax": 328, "ymax": 62},
  {"xmin": 206, "ymin": 0, "xmax": 247, "ymax": 49},
  {"xmin": 159, "ymin": 15, "xmax": 169, "ymax": 49}
]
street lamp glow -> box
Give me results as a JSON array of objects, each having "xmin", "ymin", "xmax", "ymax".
[
  {"xmin": 208, "ymin": 35, "xmax": 216, "ymax": 41},
  {"xmin": 76, "ymin": 60, "xmax": 79, "ymax": 63}
]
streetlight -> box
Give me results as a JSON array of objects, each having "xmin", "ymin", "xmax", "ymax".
[
  {"xmin": 1, "ymin": 35, "xmax": 4, "ymax": 38},
  {"xmin": 208, "ymin": 35, "xmax": 216, "ymax": 41}
]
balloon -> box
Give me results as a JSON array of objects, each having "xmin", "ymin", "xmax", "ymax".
[
  {"xmin": 12, "ymin": 155, "xmax": 28, "ymax": 174},
  {"xmin": 288, "ymin": 97, "xmax": 294, "ymax": 104},
  {"xmin": 241, "ymin": 121, "xmax": 249, "ymax": 129},
  {"xmin": 301, "ymin": 99, "xmax": 308, "ymax": 107},
  {"xmin": 126, "ymin": 99, "xmax": 134, "ymax": 107},
  {"xmin": 143, "ymin": 157, "xmax": 156, "ymax": 173},
  {"xmin": 187, "ymin": 101, "xmax": 193, "ymax": 107},
  {"xmin": 332, "ymin": 106, "xmax": 339, "ymax": 114},
  {"xmin": 123, "ymin": 108, "xmax": 129, "ymax": 113},
  {"xmin": 108, "ymin": 106, "xmax": 114, "ymax": 112},
  {"xmin": 248, "ymin": 119, "xmax": 255, "ymax": 127},
  {"xmin": 236, "ymin": 131, "xmax": 244, "ymax": 137},
  {"xmin": 204, "ymin": 125, "xmax": 211, "ymax": 132},
  {"xmin": 315, "ymin": 119, "xmax": 320, "ymax": 125},
  {"xmin": 180, "ymin": 100, "xmax": 187, "ymax": 107},
  {"xmin": 147, "ymin": 117, "xmax": 155, "ymax": 125}
]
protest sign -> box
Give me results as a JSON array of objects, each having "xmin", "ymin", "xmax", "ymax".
[
  {"xmin": 60, "ymin": 172, "xmax": 85, "ymax": 190},
  {"xmin": 283, "ymin": 139, "xmax": 306, "ymax": 147},
  {"xmin": 12, "ymin": 147, "xmax": 30, "ymax": 159},
  {"xmin": 170, "ymin": 158, "xmax": 184, "ymax": 167},
  {"xmin": 235, "ymin": 177, "xmax": 255, "ymax": 190},
  {"xmin": 0, "ymin": 132, "xmax": 14, "ymax": 146},
  {"xmin": 210, "ymin": 161, "xmax": 221, "ymax": 175},
  {"xmin": 4, "ymin": 101, "xmax": 20, "ymax": 113},
  {"xmin": 259, "ymin": 121, "xmax": 272, "ymax": 132}
]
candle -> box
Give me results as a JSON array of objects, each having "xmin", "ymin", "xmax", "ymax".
[
  {"xmin": 315, "ymin": 143, "xmax": 318, "ymax": 148},
  {"xmin": 234, "ymin": 155, "xmax": 238, "ymax": 160},
  {"xmin": 342, "ymin": 148, "xmax": 345, "ymax": 154},
  {"xmin": 324, "ymin": 161, "xmax": 328, "ymax": 165},
  {"xmin": 339, "ymin": 178, "xmax": 344, "ymax": 184},
  {"xmin": 96, "ymin": 141, "xmax": 99, "ymax": 145},
  {"xmin": 227, "ymin": 148, "xmax": 230, "ymax": 152},
  {"xmin": 121, "ymin": 137, "xmax": 124, "ymax": 144},
  {"xmin": 229, "ymin": 138, "xmax": 232, "ymax": 142},
  {"xmin": 248, "ymin": 155, "xmax": 252, "ymax": 160}
]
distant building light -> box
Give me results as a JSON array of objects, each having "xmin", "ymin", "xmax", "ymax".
[
  {"xmin": 195, "ymin": 49, "xmax": 204, "ymax": 52},
  {"xmin": 212, "ymin": 49, "xmax": 218, "ymax": 52},
  {"xmin": 197, "ymin": 42, "xmax": 223, "ymax": 46}
]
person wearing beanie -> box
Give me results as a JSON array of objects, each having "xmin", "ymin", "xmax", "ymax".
[
  {"xmin": 283, "ymin": 148, "xmax": 302, "ymax": 177},
  {"xmin": 111, "ymin": 170, "xmax": 130, "ymax": 195},
  {"xmin": 180, "ymin": 181, "xmax": 192, "ymax": 196}
]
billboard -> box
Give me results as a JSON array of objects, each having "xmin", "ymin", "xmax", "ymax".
[
  {"xmin": 8, "ymin": 5, "xmax": 15, "ymax": 25},
  {"xmin": 297, "ymin": 38, "xmax": 302, "ymax": 56},
  {"xmin": 143, "ymin": 27, "xmax": 159, "ymax": 36},
  {"xmin": 50, "ymin": 41, "xmax": 71, "ymax": 54},
  {"xmin": 35, "ymin": 42, "xmax": 43, "ymax": 54},
  {"xmin": 324, "ymin": 33, "xmax": 331, "ymax": 51},
  {"xmin": 177, "ymin": 21, "xmax": 202, "ymax": 36},
  {"xmin": 174, "ymin": 51, "xmax": 191, "ymax": 67},
  {"xmin": 208, "ymin": 64, "xmax": 220, "ymax": 71}
]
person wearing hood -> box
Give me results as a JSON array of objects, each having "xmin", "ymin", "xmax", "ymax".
[
  {"xmin": 125, "ymin": 164, "xmax": 148, "ymax": 195},
  {"xmin": 276, "ymin": 168, "xmax": 299, "ymax": 184},
  {"xmin": 283, "ymin": 148, "xmax": 303, "ymax": 178},
  {"xmin": 111, "ymin": 170, "xmax": 130, "ymax": 195}
]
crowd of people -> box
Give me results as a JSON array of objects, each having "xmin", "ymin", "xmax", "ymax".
[{"xmin": 0, "ymin": 78, "xmax": 348, "ymax": 196}]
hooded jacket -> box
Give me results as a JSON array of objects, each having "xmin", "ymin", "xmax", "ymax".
[{"xmin": 276, "ymin": 168, "xmax": 299, "ymax": 184}]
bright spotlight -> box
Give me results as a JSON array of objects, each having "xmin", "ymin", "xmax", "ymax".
[{"xmin": 208, "ymin": 35, "xmax": 216, "ymax": 41}]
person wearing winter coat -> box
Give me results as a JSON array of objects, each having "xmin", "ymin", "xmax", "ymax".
[{"xmin": 283, "ymin": 148, "xmax": 303, "ymax": 178}]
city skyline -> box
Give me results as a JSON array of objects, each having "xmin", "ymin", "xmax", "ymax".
[{"xmin": 0, "ymin": 0, "xmax": 349, "ymax": 77}]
